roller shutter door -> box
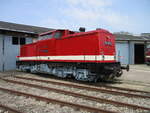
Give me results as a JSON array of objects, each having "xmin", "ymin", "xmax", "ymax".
[
  {"xmin": 116, "ymin": 42, "xmax": 129, "ymax": 64},
  {"xmin": 3, "ymin": 36, "xmax": 19, "ymax": 71}
]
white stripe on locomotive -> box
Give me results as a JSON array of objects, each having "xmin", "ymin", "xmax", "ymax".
[{"xmin": 18, "ymin": 55, "xmax": 115, "ymax": 61}]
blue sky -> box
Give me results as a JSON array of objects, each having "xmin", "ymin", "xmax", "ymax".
[{"xmin": 0, "ymin": 0, "xmax": 150, "ymax": 34}]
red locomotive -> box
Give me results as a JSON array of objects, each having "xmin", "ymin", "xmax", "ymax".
[{"xmin": 16, "ymin": 28, "xmax": 128, "ymax": 82}]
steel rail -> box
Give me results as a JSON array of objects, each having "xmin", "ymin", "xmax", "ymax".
[
  {"xmin": 0, "ymin": 104, "xmax": 23, "ymax": 113},
  {"xmin": 14, "ymin": 76, "xmax": 150, "ymax": 99},
  {"xmin": 0, "ymin": 87, "xmax": 117, "ymax": 113},
  {"xmin": 1, "ymin": 78, "xmax": 150, "ymax": 111},
  {"xmin": 94, "ymin": 83, "xmax": 150, "ymax": 94},
  {"xmin": 119, "ymin": 79, "xmax": 150, "ymax": 86},
  {"xmin": 113, "ymin": 80, "xmax": 150, "ymax": 87}
]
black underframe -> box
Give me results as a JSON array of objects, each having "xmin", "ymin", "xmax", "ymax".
[{"xmin": 16, "ymin": 61, "xmax": 121, "ymax": 73}]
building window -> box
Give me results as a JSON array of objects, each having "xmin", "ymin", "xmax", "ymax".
[
  {"xmin": 12, "ymin": 37, "xmax": 26, "ymax": 45},
  {"xmin": 20, "ymin": 37, "xmax": 26, "ymax": 45},
  {"xmin": 12, "ymin": 37, "xmax": 19, "ymax": 45}
]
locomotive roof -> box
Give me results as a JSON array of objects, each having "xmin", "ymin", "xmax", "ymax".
[
  {"xmin": 39, "ymin": 29, "xmax": 111, "ymax": 37},
  {"xmin": 39, "ymin": 29, "xmax": 67, "ymax": 36}
]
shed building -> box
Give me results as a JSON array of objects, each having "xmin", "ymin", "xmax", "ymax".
[
  {"xmin": 115, "ymin": 34, "xmax": 150, "ymax": 64},
  {"xmin": 0, "ymin": 21, "xmax": 52, "ymax": 71}
]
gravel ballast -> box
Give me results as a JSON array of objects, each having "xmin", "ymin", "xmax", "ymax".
[
  {"xmin": 0, "ymin": 71, "xmax": 149, "ymax": 113},
  {"xmin": 5, "ymin": 76, "xmax": 150, "ymax": 108},
  {"xmin": 0, "ymin": 90, "xmax": 88, "ymax": 113}
]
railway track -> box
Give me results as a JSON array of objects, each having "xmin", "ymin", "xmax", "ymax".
[
  {"xmin": 87, "ymin": 82, "xmax": 150, "ymax": 94},
  {"xmin": 0, "ymin": 74, "xmax": 150, "ymax": 113},
  {"xmin": 0, "ymin": 87, "xmax": 116, "ymax": 113},
  {"xmin": 14, "ymin": 76, "xmax": 150, "ymax": 99},
  {"xmin": 34, "ymin": 73, "xmax": 150, "ymax": 93},
  {"xmin": 2, "ymin": 72, "xmax": 150, "ymax": 93},
  {"xmin": 115, "ymin": 79, "xmax": 150, "ymax": 87},
  {"xmin": 1, "ymin": 77, "xmax": 150, "ymax": 111},
  {"xmin": 0, "ymin": 104, "xmax": 23, "ymax": 113},
  {"xmin": 41, "ymin": 74, "xmax": 150, "ymax": 94}
]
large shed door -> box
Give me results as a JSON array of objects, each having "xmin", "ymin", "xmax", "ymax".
[
  {"xmin": 3, "ymin": 36, "xmax": 20, "ymax": 71},
  {"xmin": 134, "ymin": 44, "xmax": 145, "ymax": 64},
  {"xmin": 116, "ymin": 43, "xmax": 129, "ymax": 64}
]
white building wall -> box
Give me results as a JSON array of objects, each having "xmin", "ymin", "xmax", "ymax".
[
  {"xmin": 116, "ymin": 42, "xmax": 129, "ymax": 64},
  {"xmin": 0, "ymin": 34, "xmax": 33, "ymax": 71}
]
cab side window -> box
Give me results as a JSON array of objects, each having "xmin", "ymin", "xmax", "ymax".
[
  {"xmin": 39, "ymin": 33, "xmax": 53, "ymax": 40},
  {"xmin": 54, "ymin": 32, "xmax": 62, "ymax": 39}
]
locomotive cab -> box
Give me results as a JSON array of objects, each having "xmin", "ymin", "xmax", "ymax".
[
  {"xmin": 39, "ymin": 30, "xmax": 76, "ymax": 40},
  {"xmin": 39, "ymin": 30, "xmax": 63, "ymax": 40}
]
